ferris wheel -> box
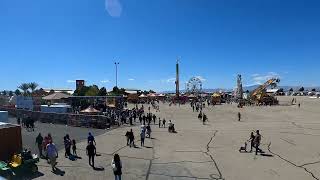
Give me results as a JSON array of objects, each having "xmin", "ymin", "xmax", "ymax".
[{"xmin": 186, "ymin": 77, "xmax": 203, "ymax": 94}]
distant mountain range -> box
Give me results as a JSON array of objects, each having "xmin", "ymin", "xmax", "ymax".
[{"xmin": 160, "ymin": 85, "xmax": 320, "ymax": 93}]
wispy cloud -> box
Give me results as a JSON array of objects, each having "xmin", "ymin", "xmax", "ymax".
[
  {"xmin": 100, "ymin": 80, "xmax": 110, "ymax": 83},
  {"xmin": 105, "ymin": 0, "xmax": 123, "ymax": 17},
  {"xmin": 195, "ymin": 76, "xmax": 206, "ymax": 82},
  {"xmin": 128, "ymin": 78, "xmax": 135, "ymax": 81},
  {"xmin": 166, "ymin": 78, "xmax": 176, "ymax": 83},
  {"xmin": 66, "ymin": 80, "xmax": 76, "ymax": 83},
  {"xmin": 251, "ymin": 72, "xmax": 280, "ymax": 85}
]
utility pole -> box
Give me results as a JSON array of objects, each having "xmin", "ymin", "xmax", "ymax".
[
  {"xmin": 175, "ymin": 58, "xmax": 180, "ymax": 98},
  {"xmin": 114, "ymin": 62, "xmax": 119, "ymax": 87}
]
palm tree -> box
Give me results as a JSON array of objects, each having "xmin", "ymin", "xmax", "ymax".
[
  {"xmin": 18, "ymin": 83, "xmax": 30, "ymax": 96},
  {"xmin": 28, "ymin": 82, "xmax": 39, "ymax": 93}
]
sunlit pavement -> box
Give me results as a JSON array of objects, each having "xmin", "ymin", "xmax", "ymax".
[{"xmin": 36, "ymin": 96, "xmax": 320, "ymax": 180}]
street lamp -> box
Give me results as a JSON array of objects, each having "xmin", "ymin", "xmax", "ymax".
[{"xmin": 114, "ymin": 62, "xmax": 119, "ymax": 87}]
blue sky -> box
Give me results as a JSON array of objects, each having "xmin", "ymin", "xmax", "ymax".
[{"xmin": 1, "ymin": 0, "xmax": 320, "ymax": 92}]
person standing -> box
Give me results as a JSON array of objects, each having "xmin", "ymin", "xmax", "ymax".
[
  {"xmin": 153, "ymin": 114, "xmax": 156, "ymax": 125},
  {"xmin": 88, "ymin": 132, "xmax": 96, "ymax": 145},
  {"xmin": 65, "ymin": 134, "xmax": 72, "ymax": 158},
  {"xmin": 238, "ymin": 112, "xmax": 241, "ymax": 122},
  {"xmin": 72, "ymin": 139, "xmax": 77, "ymax": 156},
  {"xmin": 203, "ymin": 114, "xmax": 207, "ymax": 125},
  {"xmin": 111, "ymin": 154, "xmax": 122, "ymax": 180},
  {"xmin": 139, "ymin": 116, "xmax": 142, "ymax": 124},
  {"xmin": 162, "ymin": 119, "xmax": 166, "ymax": 128},
  {"xmin": 86, "ymin": 141, "xmax": 96, "ymax": 168},
  {"xmin": 158, "ymin": 118, "xmax": 161, "ymax": 128},
  {"xmin": 35, "ymin": 133, "xmax": 43, "ymax": 158},
  {"xmin": 46, "ymin": 140, "xmax": 58, "ymax": 172},
  {"xmin": 140, "ymin": 129, "xmax": 146, "ymax": 147}
]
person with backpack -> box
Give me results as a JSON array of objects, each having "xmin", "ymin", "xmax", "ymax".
[{"xmin": 111, "ymin": 154, "xmax": 122, "ymax": 180}]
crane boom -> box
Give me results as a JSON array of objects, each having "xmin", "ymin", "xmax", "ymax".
[{"xmin": 251, "ymin": 78, "xmax": 280, "ymax": 97}]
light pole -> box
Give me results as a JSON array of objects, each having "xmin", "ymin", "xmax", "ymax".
[{"xmin": 114, "ymin": 62, "xmax": 119, "ymax": 87}]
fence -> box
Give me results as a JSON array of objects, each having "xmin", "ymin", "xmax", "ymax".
[{"xmin": 0, "ymin": 106, "xmax": 114, "ymax": 129}]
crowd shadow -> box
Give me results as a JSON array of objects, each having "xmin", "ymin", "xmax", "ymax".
[
  {"xmin": 10, "ymin": 171, "xmax": 45, "ymax": 180},
  {"xmin": 53, "ymin": 168, "xmax": 65, "ymax": 176}
]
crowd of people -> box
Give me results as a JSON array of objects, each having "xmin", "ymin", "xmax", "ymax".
[{"xmin": 29, "ymin": 98, "xmax": 275, "ymax": 180}]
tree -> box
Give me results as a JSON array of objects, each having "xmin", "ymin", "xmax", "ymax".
[
  {"xmin": 278, "ymin": 88, "xmax": 284, "ymax": 93},
  {"xmin": 289, "ymin": 88, "xmax": 293, "ymax": 92},
  {"xmin": 2, "ymin": 91, "xmax": 7, "ymax": 96},
  {"xmin": 18, "ymin": 83, "xmax": 30, "ymax": 95},
  {"xmin": 8, "ymin": 91, "xmax": 14, "ymax": 96},
  {"xmin": 33, "ymin": 88, "xmax": 47, "ymax": 97},
  {"xmin": 312, "ymin": 88, "xmax": 316, "ymax": 92},
  {"xmin": 28, "ymin": 82, "xmax": 39, "ymax": 93},
  {"xmin": 85, "ymin": 85, "xmax": 99, "ymax": 96},
  {"xmin": 15, "ymin": 89, "xmax": 22, "ymax": 96},
  {"xmin": 299, "ymin": 87, "xmax": 305, "ymax": 92},
  {"xmin": 98, "ymin": 87, "xmax": 107, "ymax": 96}
]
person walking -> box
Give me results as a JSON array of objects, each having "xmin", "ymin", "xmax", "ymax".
[
  {"xmin": 249, "ymin": 132, "xmax": 255, "ymax": 152},
  {"xmin": 64, "ymin": 134, "xmax": 71, "ymax": 158},
  {"xmin": 35, "ymin": 133, "xmax": 43, "ymax": 158},
  {"xmin": 111, "ymin": 154, "xmax": 122, "ymax": 180},
  {"xmin": 125, "ymin": 131, "xmax": 130, "ymax": 146},
  {"xmin": 129, "ymin": 129, "xmax": 135, "ymax": 148},
  {"xmin": 46, "ymin": 140, "xmax": 58, "ymax": 172},
  {"xmin": 254, "ymin": 130, "xmax": 262, "ymax": 155},
  {"xmin": 86, "ymin": 141, "xmax": 96, "ymax": 168},
  {"xmin": 158, "ymin": 118, "xmax": 161, "ymax": 128},
  {"xmin": 72, "ymin": 139, "xmax": 77, "ymax": 156},
  {"xmin": 238, "ymin": 112, "xmax": 241, "ymax": 122}
]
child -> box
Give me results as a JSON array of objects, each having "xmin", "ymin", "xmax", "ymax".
[{"xmin": 72, "ymin": 139, "xmax": 77, "ymax": 156}]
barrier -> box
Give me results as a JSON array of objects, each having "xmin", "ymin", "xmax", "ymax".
[{"xmin": 0, "ymin": 106, "xmax": 114, "ymax": 129}]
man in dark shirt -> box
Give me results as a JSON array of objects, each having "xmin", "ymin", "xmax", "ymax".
[
  {"xmin": 129, "ymin": 129, "xmax": 135, "ymax": 148},
  {"xmin": 35, "ymin": 133, "xmax": 43, "ymax": 157},
  {"xmin": 153, "ymin": 114, "xmax": 156, "ymax": 125},
  {"xmin": 86, "ymin": 141, "xmax": 96, "ymax": 168},
  {"xmin": 88, "ymin": 132, "xmax": 96, "ymax": 145}
]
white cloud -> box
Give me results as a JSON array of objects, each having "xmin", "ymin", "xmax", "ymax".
[
  {"xmin": 195, "ymin": 76, "xmax": 206, "ymax": 82},
  {"xmin": 100, "ymin": 80, "xmax": 110, "ymax": 83},
  {"xmin": 251, "ymin": 72, "xmax": 280, "ymax": 85},
  {"xmin": 105, "ymin": 0, "xmax": 122, "ymax": 17},
  {"xmin": 128, "ymin": 78, "xmax": 135, "ymax": 81},
  {"xmin": 166, "ymin": 78, "xmax": 176, "ymax": 83},
  {"xmin": 67, "ymin": 80, "xmax": 76, "ymax": 83}
]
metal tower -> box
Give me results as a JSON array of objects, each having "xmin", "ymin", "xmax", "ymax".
[{"xmin": 236, "ymin": 74, "xmax": 243, "ymax": 99}]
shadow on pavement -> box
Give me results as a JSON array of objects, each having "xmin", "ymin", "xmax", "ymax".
[
  {"xmin": 53, "ymin": 168, "xmax": 65, "ymax": 176},
  {"xmin": 10, "ymin": 172, "xmax": 45, "ymax": 180},
  {"xmin": 93, "ymin": 167, "xmax": 105, "ymax": 171}
]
